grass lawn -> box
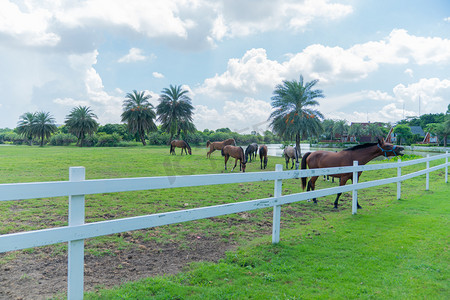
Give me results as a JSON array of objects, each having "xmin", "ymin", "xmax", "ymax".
[
  {"xmin": 0, "ymin": 145, "xmax": 448, "ymax": 299},
  {"xmin": 85, "ymin": 184, "xmax": 449, "ymax": 299}
]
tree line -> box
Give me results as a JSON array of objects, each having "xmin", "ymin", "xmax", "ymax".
[{"xmin": 1, "ymin": 77, "xmax": 449, "ymax": 148}]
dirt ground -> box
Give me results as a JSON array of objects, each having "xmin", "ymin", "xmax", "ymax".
[{"xmin": 0, "ymin": 234, "xmax": 237, "ymax": 300}]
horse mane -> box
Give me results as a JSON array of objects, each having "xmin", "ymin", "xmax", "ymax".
[
  {"xmin": 343, "ymin": 142, "xmax": 377, "ymax": 151},
  {"xmin": 184, "ymin": 140, "xmax": 191, "ymax": 149},
  {"xmin": 206, "ymin": 140, "xmax": 211, "ymax": 147}
]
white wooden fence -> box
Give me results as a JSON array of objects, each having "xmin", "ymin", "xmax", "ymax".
[{"xmin": 0, "ymin": 152, "xmax": 448, "ymax": 299}]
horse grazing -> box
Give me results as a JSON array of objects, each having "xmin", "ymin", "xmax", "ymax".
[
  {"xmin": 170, "ymin": 140, "xmax": 192, "ymax": 155},
  {"xmin": 221, "ymin": 145, "xmax": 247, "ymax": 172},
  {"xmin": 301, "ymin": 138, "xmax": 404, "ymax": 209},
  {"xmin": 283, "ymin": 146, "xmax": 299, "ymax": 169},
  {"xmin": 206, "ymin": 138, "xmax": 236, "ymax": 158},
  {"xmin": 259, "ymin": 145, "xmax": 268, "ymax": 169},
  {"xmin": 245, "ymin": 143, "xmax": 258, "ymax": 162}
]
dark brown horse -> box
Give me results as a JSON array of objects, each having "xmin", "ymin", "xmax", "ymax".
[
  {"xmin": 221, "ymin": 145, "xmax": 247, "ymax": 172},
  {"xmin": 170, "ymin": 140, "xmax": 192, "ymax": 155},
  {"xmin": 245, "ymin": 143, "xmax": 258, "ymax": 162},
  {"xmin": 206, "ymin": 138, "xmax": 236, "ymax": 158},
  {"xmin": 259, "ymin": 145, "xmax": 268, "ymax": 169},
  {"xmin": 283, "ymin": 146, "xmax": 299, "ymax": 169},
  {"xmin": 301, "ymin": 138, "xmax": 404, "ymax": 209}
]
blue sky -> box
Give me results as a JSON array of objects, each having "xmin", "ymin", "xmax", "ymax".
[{"xmin": 0, "ymin": 0, "xmax": 449, "ymax": 133}]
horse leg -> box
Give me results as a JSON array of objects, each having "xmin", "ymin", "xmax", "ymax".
[
  {"xmin": 307, "ymin": 176, "xmax": 319, "ymax": 204},
  {"xmin": 232, "ymin": 158, "xmax": 238, "ymax": 172},
  {"xmin": 285, "ymin": 158, "xmax": 289, "ymax": 169},
  {"xmin": 333, "ymin": 177, "xmax": 350, "ymax": 209},
  {"xmin": 224, "ymin": 155, "xmax": 229, "ymax": 170}
]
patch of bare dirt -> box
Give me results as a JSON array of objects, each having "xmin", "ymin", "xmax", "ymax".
[{"xmin": 0, "ymin": 236, "xmax": 237, "ymax": 300}]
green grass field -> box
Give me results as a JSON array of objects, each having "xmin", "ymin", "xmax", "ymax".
[{"xmin": 0, "ymin": 145, "xmax": 448, "ymax": 299}]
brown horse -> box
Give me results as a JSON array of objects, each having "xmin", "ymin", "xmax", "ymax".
[
  {"xmin": 301, "ymin": 138, "xmax": 404, "ymax": 209},
  {"xmin": 206, "ymin": 138, "xmax": 236, "ymax": 158},
  {"xmin": 283, "ymin": 146, "xmax": 299, "ymax": 169},
  {"xmin": 170, "ymin": 140, "xmax": 192, "ymax": 155},
  {"xmin": 259, "ymin": 145, "xmax": 268, "ymax": 169},
  {"xmin": 221, "ymin": 145, "xmax": 247, "ymax": 172}
]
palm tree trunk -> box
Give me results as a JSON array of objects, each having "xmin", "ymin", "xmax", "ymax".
[
  {"xmin": 140, "ymin": 131, "xmax": 146, "ymax": 146},
  {"xmin": 295, "ymin": 133, "xmax": 301, "ymax": 158}
]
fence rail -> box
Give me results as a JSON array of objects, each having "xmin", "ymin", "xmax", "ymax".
[{"xmin": 0, "ymin": 152, "xmax": 448, "ymax": 299}]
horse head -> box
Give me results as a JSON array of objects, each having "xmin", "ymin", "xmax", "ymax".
[{"xmin": 377, "ymin": 138, "xmax": 404, "ymax": 157}]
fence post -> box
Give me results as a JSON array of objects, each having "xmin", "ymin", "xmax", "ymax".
[
  {"xmin": 352, "ymin": 161, "xmax": 358, "ymax": 215},
  {"xmin": 68, "ymin": 167, "xmax": 86, "ymax": 300},
  {"xmin": 272, "ymin": 164, "xmax": 283, "ymax": 244},
  {"xmin": 426, "ymin": 154, "xmax": 430, "ymax": 191},
  {"xmin": 446, "ymin": 151, "xmax": 448, "ymax": 184},
  {"xmin": 397, "ymin": 158, "xmax": 402, "ymax": 200}
]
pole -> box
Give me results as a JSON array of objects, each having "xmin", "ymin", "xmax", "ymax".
[
  {"xmin": 397, "ymin": 158, "xmax": 402, "ymax": 200},
  {"xmin": 352, "ymin": 161, "xmax": 358, "ymax": 215},
  {"xmin": 426, "ymin": 154, "xmax": 430, "ymax": 191},
  {"xmin": 272, "ymin": 164, "xmax": 282, "ymax": 244},
  {"xmin": 68, "ymin": 167, "xmax": 85, "ymax": 300}
]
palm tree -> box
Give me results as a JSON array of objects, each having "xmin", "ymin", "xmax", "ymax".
[
  {"xmin": 366, "ymin": 123, "xmax": 382, "ymax": 142},
  {"xmin": 322, "ymin": 119, "xmax": 335, "ymax": 140},
  {"xmin": 17, "ymin": 112, "xmax": 36, "ymax": 146},
  {"xmin": 121, "ymin": 90, "xmax": 157, "ymax": 146},
  {"xmin": 65, "ymin": 106, "xmax": 99, "ymax": 147},
  {"xmin": 349, "ymin": 123, "xmax": 364, "ymax": 142},
  {"xmin": 333, "ymin": 120, "xmax": 349, "ymax": 141},
  {"xmin": 31, "ymin": 111, "xmax": 57, "ymax": 147},
  {"xmin": 435, "ymin": 118, "xmax": 450, "ymax": 147},
  {"xmin": 268, "ymin": 75, "xmax": 324, "ymax": 157},
  {"xmin": 156, "ymin": 85, "xmax": 196, "ymax": 141}
]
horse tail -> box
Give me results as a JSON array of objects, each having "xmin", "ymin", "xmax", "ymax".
[
  {"xmin": 221, "ymin": 147, "xmax": 226, "ymax": 156},
  {"xmin": 301, "ymin": 152, "xmax": 312, "ymax": 190}
]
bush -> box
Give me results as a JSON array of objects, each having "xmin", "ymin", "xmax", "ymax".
[
  {"xmin": 50, "ymin": 133, "xmax": 77, "ymax": 146},
  {"xmin": 83, "ymin": 135, "xmax": 98, "ymax": 147},
  {"xmin": 148, "ymin": 132, "xmax": 170, "ymax": 145},
  {"xmin": 96, "ymin": 133, "xmax": 122, "ymax": 147}
]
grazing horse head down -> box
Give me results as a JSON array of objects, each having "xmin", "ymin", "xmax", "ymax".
[
  {"xmin": 206, "ymin": 138, "xmax": 236, "ymax": 158},
  {"xmin": 245, "ymin": 143, "xmax": 258, "ymax": 162},
  {"xmin": 301, "ymin": 138, "xmax": 404, "ymax": 209},
  {"xmin": 283, "ymin": 146, "xmax": 299, "ymax": 169},
  {"xmin": 259, "ymin": 145, "xmax": 268, "ymax": 169},
  {"xmin": 170, "ymin": 140, "xmax": 192, "ymax": 155},
  {"xmin": 221, "ymin": 145, "xmax": 247, "ymax": 172}
]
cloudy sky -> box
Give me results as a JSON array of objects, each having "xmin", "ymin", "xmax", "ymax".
[{"xmin": 1, "ymin": 0, "xmax": 449, "ymax": 133}]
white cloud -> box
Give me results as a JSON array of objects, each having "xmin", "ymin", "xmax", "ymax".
[
  {"xmin": 196, "ymin": 48, "xmax": 285, "ymax": 97},
  {"xmin": 197, "ymin": 30, "xmax": 450, "ymax": 99},
  {"xmin": 194, "ymin": 97, "xmax": 272, "ymax": 132},
  {"xmin": 211, "ymin": 0, "xmax": 353, "ymax": 40},
  {"xmin": 323, "ymin": 77, "xmax": 450, "ymax": 123},
  {"xmin": 152, "ymin": 72, "xmax": 165, "ymax": 78},
  {"xmin": 118, "ymin": 48, "xmax": 148, "ymax": 63},
  {"xmin": 444, "ymin": 17, "xmax": 450, "ymax": 22},
  {"xmin": 393, "ymin": 78, "xmax": 450, "ymax": 114},
  {"xmin": 0, "ymin": 0, "xmax": 60, "ymax": 46},
  {"xmin": 404, "ymin": 68, "xmax": 414, "ymax": 77}
]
